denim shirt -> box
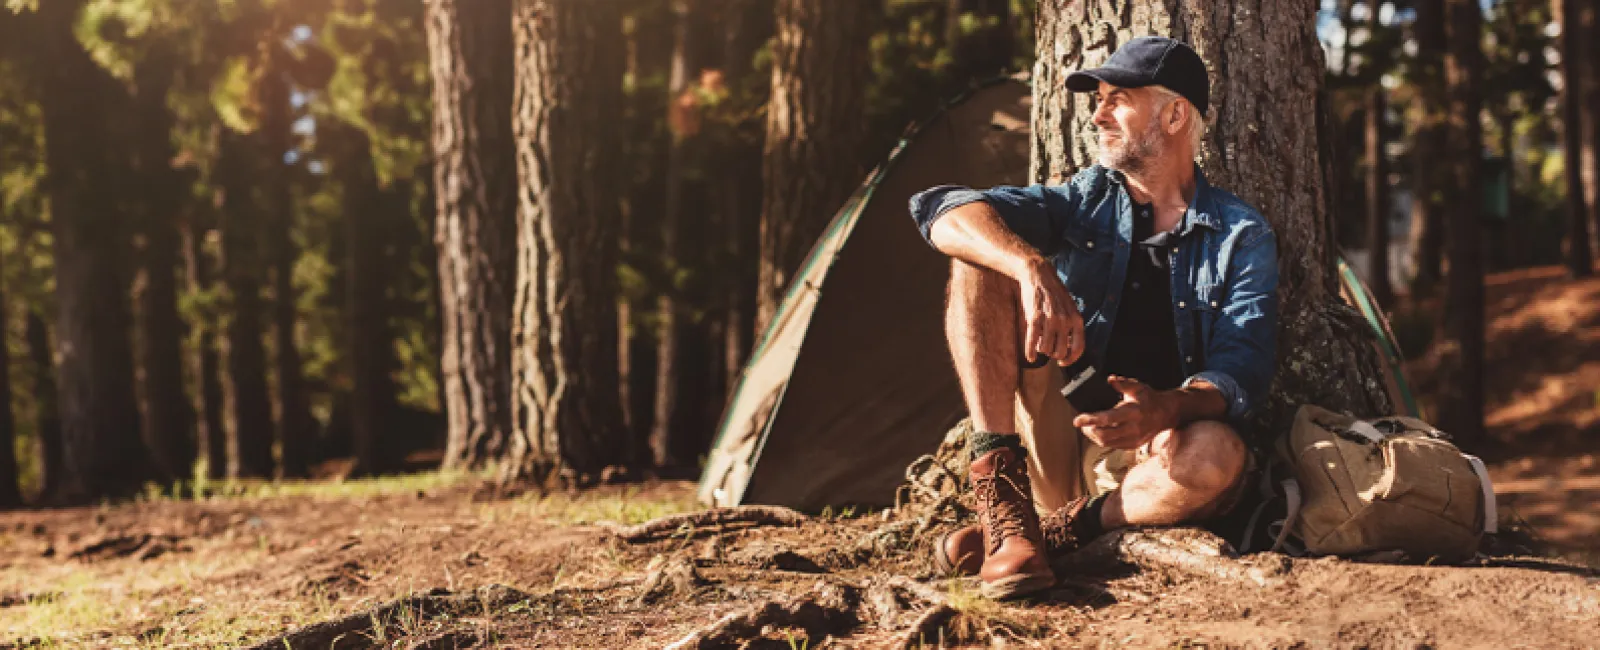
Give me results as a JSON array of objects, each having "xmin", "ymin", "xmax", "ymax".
[{"xmin": 909, "ymin": 164, "xmax": 1279, "ymax": 425}]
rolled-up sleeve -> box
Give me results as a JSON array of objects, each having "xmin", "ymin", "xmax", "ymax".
[
  {"xmin": 909, "ymin": 184, "xmax": 1076, "ymax": 257},
  {"xmin": 1183, "ymin": 227, "xmax": 1279, "ymax": 422}
]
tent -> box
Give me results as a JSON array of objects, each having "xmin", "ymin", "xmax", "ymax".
[{"xmin": 698, "ymin": 79, "xmax": 1416, "ymax": 511}]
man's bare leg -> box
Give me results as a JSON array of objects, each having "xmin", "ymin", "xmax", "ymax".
[
  {"xmin": 945, "ymin": 259, "xmax": 1023, "ymax": 431},
  {"xmin": 1100, "ymin": 420, "xmax": 1248, "ymax": 528}
]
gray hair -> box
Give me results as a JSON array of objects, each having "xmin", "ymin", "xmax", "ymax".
[{"xmin": 1148, "ymin": 85, "xmax": 1206, "ymax": 155}]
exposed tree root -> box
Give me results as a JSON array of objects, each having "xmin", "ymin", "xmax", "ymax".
[
  {"xmin": 637, "ymin": 555, "xmax": 710, "ymax": 604},
  {"xmin": 613, "ymin": 505, "xmax": 809, "ymax": 542},
  {"xmin": 893, "ymin": 604, "xmax": 956, "ymax": 649},
  {"xmin": 662, "ymin": 581, "xmax": 861, "ymax": 649},
  {"xmin": 1055, "ymin": 528, "xmax": 1290, "ymax": 587},
  {"xmin": 241, "ymin": 583, "xmax": 576, "ymax": 649}
]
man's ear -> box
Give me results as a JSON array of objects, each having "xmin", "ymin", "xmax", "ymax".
[{"xmin": 1165, "ymin": 100, "xmax": 1188, "ymax": 136}]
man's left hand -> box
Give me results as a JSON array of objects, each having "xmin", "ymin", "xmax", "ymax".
[{"xmin": 1072, "ymin": 376, "xmax": 1180, "ymax": 449}]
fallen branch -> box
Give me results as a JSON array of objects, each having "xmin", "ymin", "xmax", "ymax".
[
  {"xmin": 613, "ymin": 505, "xmax": 809, "ymax": 542},
  {"xmin": 1054, "ymin": 528, "xmax": 1288, "ymax": 587},
  {"xmin": 663, "ymin": 581, "xmax": 859, "ymax": 649}
]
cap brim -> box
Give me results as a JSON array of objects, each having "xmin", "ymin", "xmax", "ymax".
[{"xmin": 1065, "ymin": 67, "xmax": 1150, "ymax": 92}]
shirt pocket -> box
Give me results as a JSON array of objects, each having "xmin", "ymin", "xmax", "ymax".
[{"xmin": 1060, "ymin": 224, "xmax": 1112, "ymax": 319}]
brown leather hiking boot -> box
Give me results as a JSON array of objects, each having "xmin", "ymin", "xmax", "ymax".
[
  {"xmin": 968, "ymin": 448, "xmax": 1055, "ymax": 599},
  {"xmin": 933, "ymin": 495, "xmax": 1095, "ymax": 577}
]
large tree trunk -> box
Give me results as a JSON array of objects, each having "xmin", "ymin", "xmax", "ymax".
[
  {"xmin": 33, "ymin": 0, "xmax": 151, "ymax": 499},
  {"xmin": 947, "ymin": 0, "xmax": 1014, "ymax": 80},
  {"xmin": 506, "ymin": 0, "xmax": 629, "ymax": 482},
  {"xmin": 26, "ymin": 312, "xmax": 64, "ymax": 501},
  {"xmin": 182, "ymin": 216, "xmax": 228, "ymax": 480},
  {"xmin": 1556, "ymin": 2, "xmax": 1592, "ymax": 278},
  {"xmin": 216, "ymin": 131, "xmax": 277, "ymax": 479},
  {"xmin": 1409, "ymin": 0, "xmax": 1448, "ymax": 294},
  {"xmin": 258, "ymin": 46, "xmax": 315, "ymax": 479},
  {"xmin": 1437, "ymin": 0, "xmax": 1486, "ymax": 445},
  {"xmin": 133, "ymin": 51, "xmax": 197, "ymax": 482},
  {"xmin": 755, "ymin": 0, "xmax": 874, "ymax": 330},
  {"xmin": 426, "ymin": 0, "xmax": 518, "ymax": 470},
  {"xmin": 1363, "ymin": 7, "xmax": 1392, "ymax": 309},
  {"xmin": 1033, "ymin": 0, "xmax": 1392, "ymax": 436}
]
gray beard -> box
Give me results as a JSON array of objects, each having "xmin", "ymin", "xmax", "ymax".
[{"xmin": 1098, "ymin": 122, "xmax": 1164, "ymax": 176}]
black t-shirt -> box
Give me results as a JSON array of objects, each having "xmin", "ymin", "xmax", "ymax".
[{"xmin": 1101, "ymin": 202, "xmax": 1185, "ymax": 391}]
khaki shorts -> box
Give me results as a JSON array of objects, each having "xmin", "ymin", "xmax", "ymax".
[{"xmin": 1012, "ymin": 364, "xmax": 1251, "ymax": 518}]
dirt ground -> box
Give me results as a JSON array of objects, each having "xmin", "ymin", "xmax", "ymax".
[{"xmin": 1, "ymin": 266, "xmax": 1597, "ymax": 649}]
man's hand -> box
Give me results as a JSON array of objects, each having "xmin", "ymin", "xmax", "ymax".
[
  {"xmin": 1073, "ymin": 375, "xmax": 1180, "ymax": 449},
  {"xmin": 1017, "ymin": 260, "xmax": 1085, "ymax": 366}
]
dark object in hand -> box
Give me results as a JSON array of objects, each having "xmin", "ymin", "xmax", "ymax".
[{"xmin": 1060, "ymin": 364, "xmax": 1122, "ymax": 414}]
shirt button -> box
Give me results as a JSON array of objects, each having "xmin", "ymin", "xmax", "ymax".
[
  {"xmin": 1186, "ymin": 356, "xmax": 1194, "ymax": 363},
  {"xmin": 1132, "ymin": 281, "xmax": 1142, "ymax": 290},
  {"xmin": 1086, "ymin": 241, "xmax": 1094, "ymax": 249},
  {"xmin": 1178, "ymin": 301, "xmax": 1187, "ymax": 309},
  {"xmin": 1210, "ymin": 300, "xmax": 1219, "ymax": 308}
]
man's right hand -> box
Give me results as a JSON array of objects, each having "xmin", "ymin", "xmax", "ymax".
[{"xmin": 1016, "ymin": 259, "xmax": 1084, "ymax": 366}]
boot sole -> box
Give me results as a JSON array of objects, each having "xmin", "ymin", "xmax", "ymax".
[{"xmin": 980, "ymin": 571, "xmax": 1055, "ymax": 600}]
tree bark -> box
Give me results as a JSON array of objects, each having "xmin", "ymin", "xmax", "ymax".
[
  {"xmin": 216, "ymin": 130, "xmax": 277, "ymax": 479},
  {"xmin": 1032, "ymin": 0, "xmax": 1393, "ymax": 436},
  {"xmin": 26, "ymin": 312, "xmax": 63, "ymax": 501},
  {"xmin": 1437, "ymin": 0, "xmax": 1486, "ymax": 445},
  {"xmin": 133, "ymin": 50, "xmax": 197, "ymax": 483},
  {"xmin": 506, "ymin": 0, "xmax": 630, "ymax": 482},
  {"xmin": 32, "ymin": 0, "xmax": 151, "ymax": 499},
  {"xmin": 258, "ymin": 45, "xmax": 315, "ymax": 479},
  {"xmin": 1560, "ymin": 0, "xmax": 1593, "ymax": 276},
  {"xmin": 1363, "ymin": 5, "xmax": 1392, "ymax": 309},
  {"xmin": 427, "ymin": 0, "xmax": 518, "ymax": 470},
  {"xmin": 181, "ymin": 216, "xmax": 228, "ymax": 480},
  {"xmin": 1409, "ymin": 0, "xmax": 1448, "ymax": 293},
  {"xmin": 756, "ymin": 0, "xmax": 875, "ymax": 330}
]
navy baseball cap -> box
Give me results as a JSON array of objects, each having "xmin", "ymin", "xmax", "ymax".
[{"xmin": 1066, "ymin": 36, "xmax": 1209, "ymax": 117}]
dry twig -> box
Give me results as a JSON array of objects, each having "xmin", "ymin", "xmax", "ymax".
[{"xmin": 1055, "ymin": 528, "xmax": 1289, "ymax": 587}]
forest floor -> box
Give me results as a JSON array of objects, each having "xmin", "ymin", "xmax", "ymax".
[{"xmin": 0, "ymin": 265, "xmax": 1597, "ymax": 649}]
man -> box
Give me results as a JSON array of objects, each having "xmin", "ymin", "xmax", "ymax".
[{"xmin": 909, "ymin": 36, "xmax": 1278, "ymax": 599}]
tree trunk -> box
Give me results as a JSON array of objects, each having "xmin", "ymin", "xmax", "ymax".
[
  {"xmin": 26, "ymin": 312, "xmax": 63, "ymax": 501},
  {"xmin": 717, "ymin": 0, "xmax": 771, "ymax": 431},
  {"xmin": 216, "ymin": 130, "xmax": 277, "ymax": 479},
  {"xmin": 1437, "ymin": 0, "xmax": 1486, "ymax": 446},
  {"xmin": 651, "ymin": 0, "xmax": 696, "ymax": 470},
  {"xmin": 1582, "ymin": 0, "xmax": 1600, "ymax": 267},
  {"xmin": 133, "ymin": 51, "xmax": 197, "ymax": 482},
  {"xmin": 33, "ymin": 0, "xmax": 151, "ymax": 499},
  {"xmin": 427, "ymin": 0, "xmax": 518, "ymax": 470},
  {"xmin": 506, "ymin": 0, "xmax": 629, "ymax": 482},
  {"xmin": 1409, "ymin": 0, "xmax": 1448, "ymax": 294},
  {"xmin": 1033, "ymin": 0, "xmax": 1393, "ymax": 436},
  {"xmin": 756, "ymin": 0, "xmax": 874, "ymax": 330},
  {"xmin": 948, "ymin": 0, "xmax": 1015, "ymax": 80},
  {"xmin": 181, "ymin": 216, "xmax": 228, "ymax": 480},
  {"xmin": 1561, "ymin": 0, "xmax": 1593, "ymax": 276},
  {"xmin": 334, "ymin": 124, "xmax": 402, "ymax": 476},
  {"xmin": 258, "ymin": 46, "xmax": 315, "ymax": 479},
  {"xmin": 1364, "ymin": 9, "xmax": 1392, "ymax": 309},
  {"xmin": 0, "ymin": 263, "xmax": 20, "ymax": 507}
]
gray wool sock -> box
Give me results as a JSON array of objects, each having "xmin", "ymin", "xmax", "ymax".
[{"xmin": 967, "ymin": 431, "xmax": 1026, "ymax": 463}]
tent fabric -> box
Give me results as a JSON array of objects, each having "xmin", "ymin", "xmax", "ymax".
[
  {"xmin": 698, "ymin": 79, "xmax": 1034, "ymax": 510},
  {"xmin": 698, "ymin": 79, "xmax": 1419, "ymax": 511}
]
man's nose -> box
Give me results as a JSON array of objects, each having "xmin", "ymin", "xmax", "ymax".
[{"xmin": 1091, "ymin": 101, "xmax": 1112, "ymax": 128}]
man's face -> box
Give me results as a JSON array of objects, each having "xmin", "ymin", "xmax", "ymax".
[{"xmin": 1091, "ymin": 81, "xmax": 1167, "ymax": 175}]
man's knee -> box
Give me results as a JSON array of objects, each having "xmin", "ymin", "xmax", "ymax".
[
  {"xmin": 1156, "ymin": 421, "xmax": 1246, "ymax": 496},
  {"xmin": 948, "ymin": 259, "xmax": 1014, "ymax": 299}
]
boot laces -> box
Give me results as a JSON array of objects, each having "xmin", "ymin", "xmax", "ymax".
[{"xmin": 972, "ymin": 455, "xmax": 1037, "ymax": 555}]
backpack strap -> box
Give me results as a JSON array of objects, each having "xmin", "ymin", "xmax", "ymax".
[
  {"xmin": 1270, "ymin": 478, "xmax": 1302, "ymax": 553},
  {"xmin": 1461, "ymin": 454, "xmax": 1498, "ymax": 534}
]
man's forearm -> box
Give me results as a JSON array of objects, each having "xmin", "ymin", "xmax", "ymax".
[
  {"xmin": 1162, "ymin": 380, "xmax": 1229, "ymax": 427},
  {"xmin": 927, "ymin": 201, "xmax": 1047, "ymax": 280}
]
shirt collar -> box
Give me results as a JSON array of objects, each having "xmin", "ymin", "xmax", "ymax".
[{"xmin": 1107, "ymin": 163, "xmax": 1223, "ymax": 235}]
